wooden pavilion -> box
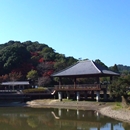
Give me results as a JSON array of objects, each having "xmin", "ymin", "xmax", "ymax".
[
  {"xmin": 0, "ymin": 81, "xmax": 30, "ymax": 91},
  {"xmin": 51, "ymin": 60, "xmax": 120, "ymax": 101}
]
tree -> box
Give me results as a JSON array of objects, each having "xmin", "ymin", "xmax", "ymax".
[
  {"xmin": 0, "ymin": 42, "xmax": 31, "ymax": 75},
  {"xmin": 24, "ymin": 41, "xmax": 47, "ymax": 52},
  {"xmin": 9, "ymin": 72, "xmax": 23, "ymax": 81},
  {"xmin": 26, "ymin": 70, "xmax": 38, "ymax": 80},
  {"xmin": 38, "ymin": 76, "xmax": 51, "ymax": 87},
  {"xmin": 109, "ymin": 75, "xmax": 130, "ymax": 102},
  {"xmin": 0, "ymin": 74, "xmax": 9, "ymax": 82},
  {"xmin": 109, "ymin": 64, "xmax": 119, "ymax": 73},
  {"xmin": 36, "ymin": 62, "xmax": 54, "ymax": 77},
  {"xmin": 36, "ymin": 61, "xmax": 54, "ymax": 86},
  {"xmin": 54, "ymin": 54, "xmax": 77, "ymax": 72},
  {"xmin": 0, "ymin": 40, "xmax": 78, "ymax": 82},
  {"xmin": 26, "ymin": 70, "xmax": 38, "ymax": 87},
  {"xmin": 40, "ymin": 47, "xmax": 55, "ymax": 61}
]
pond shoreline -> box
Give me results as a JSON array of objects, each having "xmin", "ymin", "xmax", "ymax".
[
  {"xmin": 0, "ymin": 99, "xmax": 130, "ymax": 123},
  {"xmin": 26, "ymin": 99, "xmax": 130, "ymax": 123}
]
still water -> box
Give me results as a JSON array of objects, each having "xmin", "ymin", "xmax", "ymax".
[{"xmin": 0, "ymin": 107, "xmax": 129, "ymax": 130}]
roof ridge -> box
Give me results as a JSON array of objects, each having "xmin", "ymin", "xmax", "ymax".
[
  {"xmin": 78, "ymin": 59, "xmax": 90, "ymax": 62},
  {"xmin": 51, "ymin": 61, "xmax": 79, "ymax": 76},
  {"xmin": 91, "ymin": 60, "xmax": 101, "ymax": 73}
]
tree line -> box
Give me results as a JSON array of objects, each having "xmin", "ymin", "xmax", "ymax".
[
  {"xmin": 0, "ymin": 40, "xmax": 77, "ymax": 86},
  {"xmin": 0, "ymin": 41, "xmax": 129, "ymax": 84},
  {"xmin": 0, "ymin": 40, "xmax": 130, "ymax": 102}
]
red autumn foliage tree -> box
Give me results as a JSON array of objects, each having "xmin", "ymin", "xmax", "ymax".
[
  {"xmin": 38, "ymin": 76, "xmax": 51, "ymax": 86},
  {"xmin": 9, "ymin": 72, "xmax": 23, "ymax": 81},
  {"xmin": 0, "ymin": 74, "xmax": 9, "ymax": 82},
  {"xmin": 37, "ymin": 62, "xmax": 54, "ymax": 77}
]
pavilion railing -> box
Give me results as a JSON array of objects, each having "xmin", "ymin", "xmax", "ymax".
[
  {"xmin": 54, "ymin": 84, "xmax": 102, "ymax": 90},
  {"xmin": 0, "ymin": 90, "xmax": 17, "ymax": 93}
]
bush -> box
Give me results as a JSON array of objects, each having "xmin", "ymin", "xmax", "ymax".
[{"xmin": 22, "ymin": 87, "xmax": 49, "ymax": 94}]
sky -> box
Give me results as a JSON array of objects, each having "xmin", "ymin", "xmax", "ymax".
[{"xmin": 0, "ymin": 0, "xmax": 130, "ymax": 67}]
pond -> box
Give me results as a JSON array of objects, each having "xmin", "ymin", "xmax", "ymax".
[{"xmin": 0, "ymin": 107, "xmax": 129, "ymax": 130}]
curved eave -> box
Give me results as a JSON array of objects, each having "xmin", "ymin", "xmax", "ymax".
[
  {"xmin": 51, "ymin": 60, "xmax": 120, "ymax": 78},
  {"xmin": 51, "ymin": 72, "xmax": 120, "ymax": 78}
]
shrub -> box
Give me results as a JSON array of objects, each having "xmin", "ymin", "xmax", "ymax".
[{"xmin": 22, "ymin": 87, "xmax": 49, "ymax": 94}]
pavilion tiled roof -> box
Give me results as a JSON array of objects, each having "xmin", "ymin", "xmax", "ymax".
[
  {"xmin": 1, "ymin": 81, "xmax": 30, "ymax": 86},
  {"xmin": 51, "ymin": 60, "xmax": 120, "ymax": 77}
]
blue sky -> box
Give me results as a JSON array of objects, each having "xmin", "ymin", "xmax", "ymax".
[{"xmin": 0, "ymin": 0, "xmax": 130, "ymax": 67}]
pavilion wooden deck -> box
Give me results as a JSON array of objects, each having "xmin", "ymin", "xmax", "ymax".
[{"xmin": 54, "ymin": 84, "xmax": 107, "ymax": 91}]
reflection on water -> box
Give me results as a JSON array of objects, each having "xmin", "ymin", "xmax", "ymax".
[{"xmin": 0, "ymin": 107, "xmax": 129, "ymax": 130}]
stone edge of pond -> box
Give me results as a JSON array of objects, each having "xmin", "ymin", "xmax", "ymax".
[
  {"xmin": 25, "ymin": 99, "xmax": 130, "ymax": 124},
  {"xmin": 98, "ymin": 105, "xmax": 130, "ymax": 124}
]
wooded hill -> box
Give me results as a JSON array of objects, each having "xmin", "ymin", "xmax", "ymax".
[
  {"xmin": 0, "ymin": 41, "xmax": 77, "ymax": 85},
  {"xmin": 117, "ymin": 64, "xmax": 130, "ymax": 74},
  {"xmin": 0, "ymin": 41, "xmax": 129, "ymax": 86}
]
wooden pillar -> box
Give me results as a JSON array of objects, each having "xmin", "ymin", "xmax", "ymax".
[
  {"xmin": 110, "ymin": 76, "xmax": 113, "ymax": 83},
  {"xmin": 96, "ymin": 77, "xmax": 100, "ymax": 101},
  {"xmin": 104, "ymin": 85, "xmax": 108, "ymax": 101},
  {"xmin": 6, "ymin": 86, "xmax": 8, "ymax": 90},
  {"xmin": 59, "ymin": 77, "xmax": 62, "ymax": 88},
  {"xmin": 74, "ymin": 77, "xmax": 77, "ymax": 88},
  {"xmin": 96, "ymin": 91, "xmax": 100, "ymax": 102},
  {"xmin": 85, "ymin": 91, "xmax": 88, "ymax": 100},
  {"xmin": 58, "ymin": 92, "xmax": 62, "ymax": 101},
  {"xmin": 91, "ymin": 91, "xmax": 94, "ymax": 100},
  {"xmin": 66, "ymin": 92, "xmax": 70, "ymax": 100},
  {"xmin": 73, "ymin": 92, "xmax": 76, "ymax": 100},
  {"xmin": 76, "ymin": 92, "xmax": 80, "ymax": 101}
]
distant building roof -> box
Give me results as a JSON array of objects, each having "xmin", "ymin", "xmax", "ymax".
[
  {"xmin": 51, "ymin": 60, "xmax": 120, "ymax": 77},
  {"xmin": 1, "ymin": 81, "xmax": 30, "ymax": 86}
]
